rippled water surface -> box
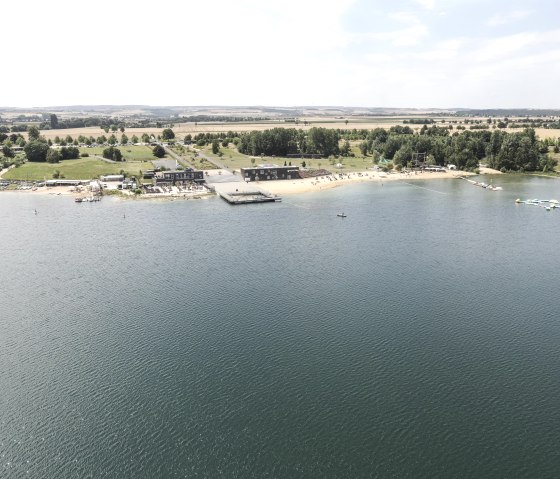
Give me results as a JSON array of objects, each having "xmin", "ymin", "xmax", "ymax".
[{"xmin": 1, "ymin": 176, "xmax": 560, "ymax": 477}]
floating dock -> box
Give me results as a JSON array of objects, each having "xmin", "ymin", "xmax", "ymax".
[
  {"xmin": 218, "ymin": 190, "xmax": 281, "ymax": 205},
  {"xmin": 515, "ymin": 198, "xmax": 559, "ymax": 210}
]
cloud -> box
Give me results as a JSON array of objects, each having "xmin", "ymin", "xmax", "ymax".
[
  {"xmin": 487, "ymin": 9, "xmax": 531, "ymax": 27},
  {"xmin": 413, "ymin": 0, "xmax": 436, "ymax": 10},
  {"xmin": 2, "ymin": 0, "xmax": 560, "ymax": 108},
  {"xmin": 471, "ymin": 29, "xmax": 560, "ymax": 62},
  {"xmin": 362, "ymin": 10, "xmax": 430, "ymax": 46},
  {"xmin": 417, "ymin": 38, "xmax": 465, "ymax": 61}
]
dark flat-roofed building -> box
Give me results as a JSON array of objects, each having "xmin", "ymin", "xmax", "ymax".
[
  {"xmin": 155, "ymin": 168, "xmax": 204, "ymax": 186},
  {"xmin": 240, "ymin": 164, "xmax": 300, "ymax": 182},
  {"xmin": 45, "ymin": 179, "xmax": 84, "ymax": 187}
]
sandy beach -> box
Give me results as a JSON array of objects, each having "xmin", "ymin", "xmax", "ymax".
[
  {"xmin": 253, "ymin": 169, "xmax": 475, "ymax": 196},
  {"xmin": 0, "ymin": 185, "xmax": 78, "ymax": 196}
]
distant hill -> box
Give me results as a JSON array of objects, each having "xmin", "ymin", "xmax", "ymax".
[{"xmin": 2, "ymin": 105, "xmax": 560, "ymax": 121}]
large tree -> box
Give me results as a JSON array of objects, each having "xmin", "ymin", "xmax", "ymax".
[
  {"xmin": 24, "ymin": 140, "xmax": 49, "ymax": 162},
  {"xmin": 2, "ymin": 144, "xmax": 14, "ymax": 158},
  {"xmin": 27, "ymin": 125, "xmax": 41, "ymax": 141},
  {"xmin": 103, "ymin": 146, "xmax": 123, "ymax": 161},
  {"xmin": 162, "ymin": 128, "xmax": 175, "ymax": 141},
  {"xmin": 211, "ymin": 139, "xmax": 220, "ymax": 154}
]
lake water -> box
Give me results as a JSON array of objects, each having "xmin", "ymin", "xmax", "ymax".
[{"xmin": 1, "ymin": 176, "xmax": 560, "ymax": 478}]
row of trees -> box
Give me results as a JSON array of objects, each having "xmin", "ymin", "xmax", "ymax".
[
  {"xmin": 101, "ymin": 145, "xmax": 165, "ymax": 161},
  {"xmin": 237, "ymin": 127, "xmax": 340, "ymax": 157}
]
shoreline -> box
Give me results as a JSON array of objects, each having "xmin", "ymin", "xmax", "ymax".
[
  {"xmin": 254, "ymin": 169, "xmax": 477, "ymax": 196},
  {"xmin": 0, "ymin": 168, "xmax": 492, "ymax": 199}
]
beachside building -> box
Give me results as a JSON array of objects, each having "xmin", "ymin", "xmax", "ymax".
[
  {"xmin": 155, "ymin": 168, "xmax": 204, "ymax": 186},
  {"xmin": 240, "ymin": 164, "xmax": 300, "ymax": 182},
  {"xmin": 45, "ymin": 179, "xmax": 84, "ymax": 187},
  {"xmin": 100, "ymin": 174, "xmax": 124, "ymax": 182}
]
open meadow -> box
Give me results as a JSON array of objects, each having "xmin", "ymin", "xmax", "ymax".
[
  {"xmin": 79, "ymin": 145, "xmax": 155, "ymax": 161},
  {"xmin": 199, "ymin": 143, "xmax": 376, "ymax": 172},
  {"xmin": 3, "ymin": 157, "xmax": 153, "ymax": 181}
]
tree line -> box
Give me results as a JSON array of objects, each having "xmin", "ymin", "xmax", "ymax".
[
  {"xmin": 355, "ymin": 126, "xmax": 555, "ymax": 172},
  {"xmin": 237, "ymin": 127, "xmax": 340, "ymax": 157}
]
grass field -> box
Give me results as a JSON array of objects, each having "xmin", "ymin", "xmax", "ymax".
[
  {"xmin": 3, "ymin": 157, "xmax": 154, "ymax": 181},
  {"xmin": 80, "ymin": 145, "xmax": 155, "ymax": 161},
  {"xmin": 201, "ymin": 145, "xmax": 253, "ymax": 171},
  {"xmin": 200, "ymin": 142, "xmax": 376, "ymax": 173}
]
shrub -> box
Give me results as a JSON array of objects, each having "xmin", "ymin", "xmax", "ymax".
[
  {"xmin": 103, "ymin": 146, "xmax": 122, "ymax": 161},
  {"xmin": 152, "ymin": 145, "xmax": 165, "ymax": 158},
  {"xmin": 46, "ymin": 149, "xmax": 62, "ymax": 164}
]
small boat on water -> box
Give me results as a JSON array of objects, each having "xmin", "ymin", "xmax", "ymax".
[{"xmin": 337, "ymin": 213, "xmax": 347, "ymax": 218}]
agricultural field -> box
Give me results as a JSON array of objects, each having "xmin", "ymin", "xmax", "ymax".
[
  {"xmin": 7, "ymin": 115, "xmax": 560, "ymax": 147},
  {"xmin": 3, "ymin": 157, "xmax": 153, "ymax": 181},
  {"xmin": 16, "ymin": 118, "xmax": 560, "ymax": 143}
]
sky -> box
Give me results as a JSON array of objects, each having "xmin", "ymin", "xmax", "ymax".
[{"xmin": 2, "ymin": 0, "xmax": 559, "ymax": 109}]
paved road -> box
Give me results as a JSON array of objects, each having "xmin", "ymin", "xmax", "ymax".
[
  {"xmin": 204, "ymin": 170, "xmax": 239, "ymax": 183},
  {"xmin": 92, "ymin": 155, "xmax": 117, "ymax": 164},
  {"xmin": 162, "ymin": 146, "xmax": 195, "ymax": 169},
  {"xmin": 0, "ymin": 165, "xmax": 13, "ymax": 178},
  {"xmin": 152, "ymin": 158, "xmax": 179, "ymax": 170},
  {"xmin": 211, "ymin": 180, "xmax": 262, "ymax": 195}
]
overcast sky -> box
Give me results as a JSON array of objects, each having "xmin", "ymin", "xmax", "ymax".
[{"xmin": 2, "ymin": 0, "xmax": 559, "ymax": 108}]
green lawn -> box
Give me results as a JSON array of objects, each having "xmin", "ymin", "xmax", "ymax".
[
  {"xmin": 80, "ymin": 145, "xmax": 155, "ymax": 161},
  {"xmin": 4, "ymin": 157, "xmax": 154, "ymax": 181},
  {"xmin": 201, "ymin": 142, "xmax": 376, "ymax": 173}
]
